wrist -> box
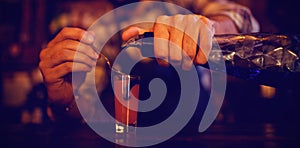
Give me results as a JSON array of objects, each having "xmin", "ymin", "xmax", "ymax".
[
  {"xmin": 48, "ymin": 95, "xmax": 84, "ymax": 123},
  {"xmin": 208, "ymin": 15, "xmax": 239, "ymax": 34}
]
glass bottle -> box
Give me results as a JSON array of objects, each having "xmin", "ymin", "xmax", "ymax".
[{"xmin": 121, "ymin": 32, "xmax": 300, "ymax": 87}]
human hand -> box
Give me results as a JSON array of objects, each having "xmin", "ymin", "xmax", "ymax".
[
  {"xmin": 122, "ymin": 14, "xmax": 215, "ymax": 70},
  {"xmin": 39, "ymin": 27, "xmax": 99, "ymax": 105}
]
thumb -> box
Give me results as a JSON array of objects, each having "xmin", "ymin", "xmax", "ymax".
[{"xmin": 122, "ymin": 27, "xmax": 152, "ymax": 41}]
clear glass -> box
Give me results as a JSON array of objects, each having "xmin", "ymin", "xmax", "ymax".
[{"xmin": 112, "ymin": 71, "xmax": 140, "ymax": 147}]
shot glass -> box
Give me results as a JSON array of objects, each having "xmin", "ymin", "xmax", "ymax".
[{"xmin": 113, "ymin": 72, "xmax": 140, "ymax": 134}]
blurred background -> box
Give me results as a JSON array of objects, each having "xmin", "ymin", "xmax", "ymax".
[{"xmin": 0, "ymin": 0, "xmax": 300, "ymax": 132}]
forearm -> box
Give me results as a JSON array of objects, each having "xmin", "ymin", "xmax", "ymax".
[{"xmin": 201, "ymin": 1, "xmax": 260, "ymax": 33}]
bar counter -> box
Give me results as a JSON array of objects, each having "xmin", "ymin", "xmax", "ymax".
[{"xmin": 1, "ymin": 120, "xmax": 299, "ymax": 148}]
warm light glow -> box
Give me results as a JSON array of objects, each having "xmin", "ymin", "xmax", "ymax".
[{"xmin": 260, "ymin": 85, "xmax": 276, "ymax": 99}]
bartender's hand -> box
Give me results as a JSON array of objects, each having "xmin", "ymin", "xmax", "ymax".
[
  {"xmin": 122, "ymin": 14, "xmax": 215, "ymax": 70},
  {"xmin": 39, "ymin": 27, "xmax": 98, "ymax": 106}
]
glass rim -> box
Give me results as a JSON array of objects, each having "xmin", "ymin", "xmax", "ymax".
[{"xmin": 112, "ymin": 70, "xmax": 141, "ymax": 79}]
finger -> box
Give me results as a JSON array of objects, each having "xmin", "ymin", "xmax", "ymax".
[
  {"xmin": 154, "ymin": 15, "xmax": 170, "ymax": 66},
  {"xmin": 48, "ymin": 27, "xmax": 95, "ymax": 47},
  {"xmin": 122, "ymin": 26, "xmax": 154, "ymax": 41},
  {"xmin": 122, "ymin": 27, "xmax": 140, "ymax": 41},
  {"xmin": 42, "ymin": 39, "xmax": 98, "ymax": 68},
  {"xmin": 42, "ymin": 40, "xmax": 98, "ymax": 66},
  {"xmin": 60, "ymin": 39, "xmax": 99, "ymax": 60},
  {"xmin": 49, "ymin": 49, "xmax": 97, "ymax": 68},
  {"xmin": 43, "ymin": 62, "xmax": 92, "ymax": 83},
  {"xmin": 169, "ymin": 15, "xmax": 184, "ymax": 66},
  {"xmin": 76, "ymin": 41, "xmax": 99, "ymax": 60},
  {"xmin": 121, "ymin": 26, "xmax": 148, "ymax": 41},
  {"xmin": 182, "ymin": 15, "xmax": 200, "ymax": 70},
  {"xmin": 194, "ymin": 16, "xmax": 214, "ymax": 64},
  {"xmin": 52, "ymin": 39, "xmax": 99, "ymax": 60},
  {"xmin": 182, "ymin": 36, "xmax": 196, "ymax": 70}
]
